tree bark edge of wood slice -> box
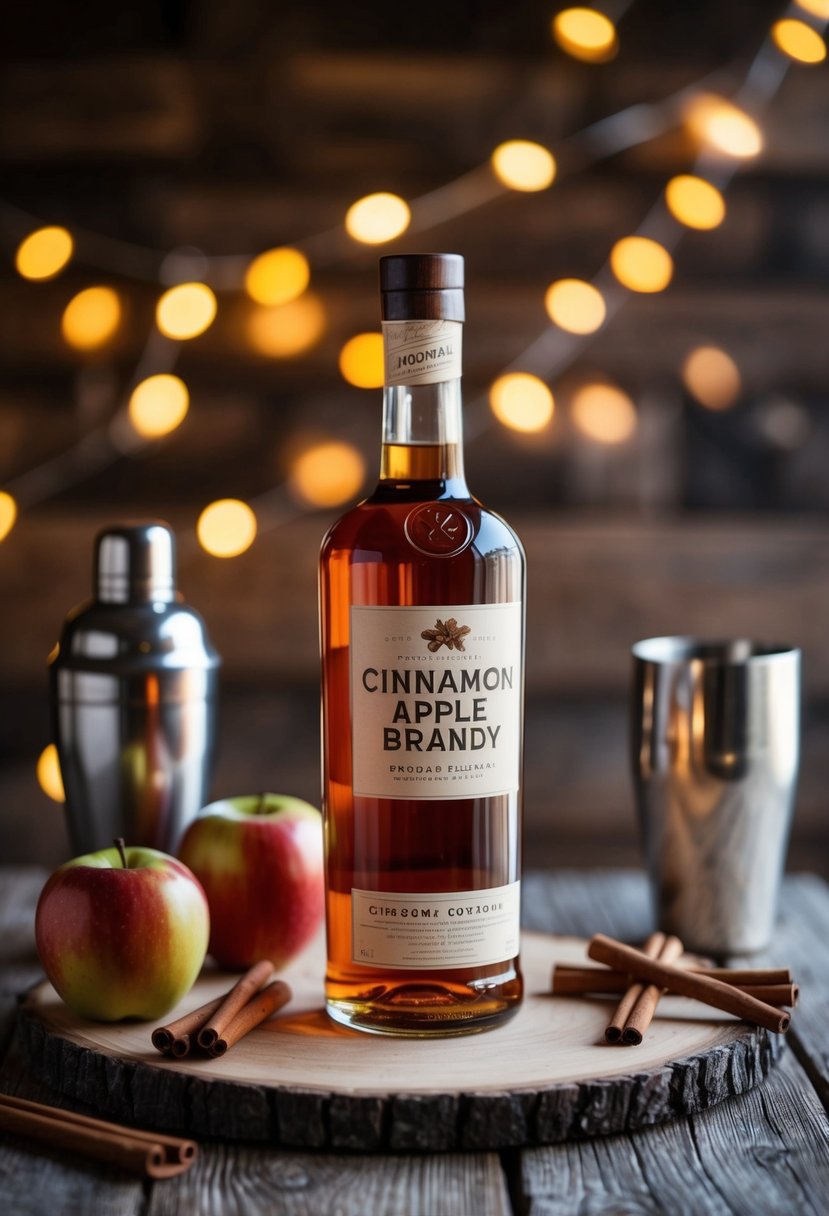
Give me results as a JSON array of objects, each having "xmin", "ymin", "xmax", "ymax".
[{"xmin": 14, "ymin": 932, "xmax": 785, "ymax": 1152}]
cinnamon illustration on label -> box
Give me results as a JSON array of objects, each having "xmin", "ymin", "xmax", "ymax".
[{"xmin": 421, "ymin": 618, "xmax": 471, "ymax": 652}]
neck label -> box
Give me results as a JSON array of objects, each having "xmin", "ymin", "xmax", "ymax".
[{"xmin": 383, "ymin": 320, "xmax": 462, "ymax": 386}]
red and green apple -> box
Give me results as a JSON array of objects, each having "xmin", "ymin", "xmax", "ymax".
[
  {"xmin": 177, "ymin": 794, "xmax": 324, "ymax": 970},
  {"xmin": 35, "ymin": 842, "xmax": 209, "ymax": 1021}
]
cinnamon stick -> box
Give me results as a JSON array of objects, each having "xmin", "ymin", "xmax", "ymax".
[
  {"xmin": 208, "ymin": 980, "xmax": 292, "ymax": 1057},
  {"xmin": 604, "ymin": 932, "xmax": 670, "ymax": 1042},
  {"xmin": 152, "ymin": 994, "xmax": 225, "ymax": 1056},
  {"xmin": 740, "ymin": 983, "xmax": 798, "ymax": 1007},
  {"xmin": 622, "ymin": 933, "xmax": 685, "ymax": 1044},
  {"xmin": 0, "ymin": 1092, "xmax": 196, "ymax": 1178},
  {"xmin": 196, "ymin": 960, "xmax": 275, "ymax": 1051},
  {"xmin": 551, "ymin": 963, "xmax": 793, "ymax": 994},
  {"xmin": 588, "ymin": 935, "xmax": 790, "ymax": 1034},
  {"xmin": 621, "ymin": 934, "xmax": 683, "ymax": 1044}
]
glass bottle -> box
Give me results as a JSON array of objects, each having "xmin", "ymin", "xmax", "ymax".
[{"xmin": 319, "ymin": 253, "xmax": 525, "ymax": 1035}]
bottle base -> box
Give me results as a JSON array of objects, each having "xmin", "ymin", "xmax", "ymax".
[{"xmin": 325, "ymin": 991, "xmax": 521, "ymax": 1038}]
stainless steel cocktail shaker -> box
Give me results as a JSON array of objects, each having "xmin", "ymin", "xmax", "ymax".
[{"xmin": 50, "ymin": 522, "xmax": 221, "ymax": 855}]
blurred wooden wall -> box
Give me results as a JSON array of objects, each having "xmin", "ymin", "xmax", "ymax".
[{"xmin": 2, "ymin": 3, "xmax": 828, "ymax": 874}]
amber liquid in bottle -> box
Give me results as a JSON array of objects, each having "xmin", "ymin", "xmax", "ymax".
[{"xmin": 319, "ymin": 259, "xmax": 524, "ymax": 1036}]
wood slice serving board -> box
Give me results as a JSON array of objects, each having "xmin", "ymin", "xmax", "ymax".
[{"xmin": 16, "ymin": 932, "xmax": 784, "ymax": 1152}]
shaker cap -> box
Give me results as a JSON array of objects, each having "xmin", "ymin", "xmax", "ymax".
[
  {"xmin": 380, "ymin": 253, "xmax": 465, "ymax": 322},
  {"xmin": 94, "ymin": 522, "xmax": 176, "ymax": 604}
]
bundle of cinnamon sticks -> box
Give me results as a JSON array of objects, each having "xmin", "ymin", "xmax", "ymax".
[
  {"xmin": 152, "ymin": 960, "xmax": 291, "ymax": 1059},
  {"xmin": 552, "ymin": 933, "xmax": 798, "ymax": 1045}
]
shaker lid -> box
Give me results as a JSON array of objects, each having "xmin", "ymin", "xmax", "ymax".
[{"xmin": 94, "ymin": 522, "xmax": 176, "ymax": 604}]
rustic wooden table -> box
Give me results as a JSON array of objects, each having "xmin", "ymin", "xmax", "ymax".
[{"xmin": 1, "ymin": 866, "xmax": 828, "ymax": 1215}]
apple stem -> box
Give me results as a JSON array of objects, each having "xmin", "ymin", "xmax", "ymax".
[
  {"xmin": 255, "ymin": 793, "xmax": 268, "ymax": 815},
  {"xmin": 114, "ymin": 837, "xmax": 128, "ymax": 868}
]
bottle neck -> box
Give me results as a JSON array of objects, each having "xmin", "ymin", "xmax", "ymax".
[{"xmin": 379, "ymin": 378, "xmax": 468, "ymax": 492}]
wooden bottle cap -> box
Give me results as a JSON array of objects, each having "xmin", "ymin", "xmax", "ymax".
[{"xmin": 379, "ymin": 253, "xmax": 465, "ymax": 322}]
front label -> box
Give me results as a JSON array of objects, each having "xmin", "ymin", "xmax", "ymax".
[
  {"xmin": 350, "ymin": 602, "xmax": 522, "ymax": 799},
  {"xmin": 352, "ymin": 882, "xmax": 521, "ymax": 969},
  {"xmin": 383, "ymin": 320, "xmax": 462, "ymax": 386}
]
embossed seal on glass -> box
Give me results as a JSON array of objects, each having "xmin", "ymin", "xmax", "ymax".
[{"xmin": 404, "ymin": 503, "xmax": 473, "ymax": 557}]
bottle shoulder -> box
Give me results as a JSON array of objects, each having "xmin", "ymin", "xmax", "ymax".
[{"xmin": 320, "ymin": 492, "xmax": 523, "ymax": 564}]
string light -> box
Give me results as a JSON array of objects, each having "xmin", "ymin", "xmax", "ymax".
[
  {"xmin": 682, "ymin": 346, "xmax": 742, "ymax": 410},
  {"xmin": 552, "ymin": 7, "xmax": 618, "ymax": 63},
  {"xmin": 544, "ymin": 279, "xmax": 606, "ymax": 334},
  {"xmin": 665, "ymin": 175, "xmax": 726, "ymax": 230},
  {"xmin": 339, "ymin": 332, "xmax": 385, "ymax": 388},
  {"xmin": 15, "ymin": 226, "xmax": 73, "ymax": 281},
  {"xmin": 610, "ymin": 237, "xmax": 673, "ymax": 293},
  {"xmin": 571, "ymin": 383, "xmax": 637, "ymax": 444},
  {"xmin": 244, "ymin": 247, "xmax": 310, "ymax": 306},
  {"xmin": 345, "ymin": 193, "xmax": 411, "ymax": 244},
  {"xmin": 61, "ymin": 286, "xmax": 121, "ymax": 350},
  {"xmin": 156, "ymin": 283, "xmax": 217, "ymax": 340},
  {"xmin": 795, "ymin": 0, "xmax": 829, "ymax": 17},
  {"xmin": 684, "ymin": 95, "xmax": 763, "ymax": 158},
  {"xmin": 489, "ymin": 374, "xmax": 555, "ymax": 433},
  {"xmin": 37, "ymin": 744, "xmax": 65, "ymax": 802},
  {"xmin": 0, "ymin": 491, "xmax": 17, "ymax": 541},
  {"xmin": 4, "ymin": 4, "xmax": 820, "ymax": 530},
  {"xmin": 771, "ymin": 19, "xmax": 827, "ymax": 64},
  {"xmin": 196, "ymin": 499, "xmax": 257, "ymax": 558},
  {"xmin": 246, "ymin": 293, "xmax": 327, "ymax": 358},
  {"xmin": 128, "ymin": 374, "xmax": 190, "ymax": 438},
  {"xmin": 491, "ymin": 141, "xmax": 556, "ymax": 191},
  {"xmin": 289, "ymin": 441, "xmax": 366, "ymax": 507}
]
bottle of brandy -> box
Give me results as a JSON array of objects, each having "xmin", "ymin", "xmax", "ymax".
[{"xmin": 319, "ymin": 253, "xmax": 525, "ymax": 1035}]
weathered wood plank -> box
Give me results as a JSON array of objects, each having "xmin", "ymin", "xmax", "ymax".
[
  {"xmin": 519, "ymin": 1048, "xmax": 829, "ymax": 1216},
  {"xmin": 145, "ymin": 1142, "xmax": 512, "ymax": 1216},
  {"xmin": 741, "ymin": 873, "xmax": 829, "ymax": 1112}
]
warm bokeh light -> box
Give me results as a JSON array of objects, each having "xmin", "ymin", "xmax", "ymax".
[
  {"xmin": 128, "ymin": 374, "xmax": 190, "ymax": 438},
  {"xmin": 156, "ymin": 282, "xmax": 217, "ymax": 340},
  {"xmin": 772, "ymin": 19, "xmax": 827, "ymax": 64},
  {"xmin": 552, "ymin": 7, "xmax": 618, "ymax": 63},
  {"xmin": 0, "ymin": 491, "xmax": 17, "ymax": 541},
  {"xmin": 196, "ymin": 499, "xmax": 257, "ymax": 558},
  {"xmin": 544, "ymin": 279, "xmax": 606, "ymax": 334},
  {"xmin": 37, "ymin": 744, "xmax": 65, "ymax": 803},
  {"xmin": 491, "ymin": 141, "xmax": 556, "ymax": 191},
  {"xmin": 795, "ymin": 0, "xmax": 829, "ymax": 17},
  {"xmin": 61, "ymin": 286, "xmax": 121, "ymax": 350},
  {"xmin": 246, "ymin": 293, "xmax": 326, "ymax": 358},
  {"xmin": 665, "ymin": 175, "xmax": 726, "ymax": 230},
  {"xmin": 345, "ymin": 193, "xmax": 411, "ymax": 244},
  {"xmin": 610, "ymin": 237, "xmax": 673, "ymax": 293},
  {"xmin": 684, "ymin": 95, "xmax": 763, "ymax": 159},
  {"xmin": 682, "ymin": 346, "xmax": 742, "ymax": 411},
  {"xmin": 339, "ymin": 332, "xmax": 385, "ymax": 389},
  {"xmin": 290, "ymin": 441, "xmax": 367, "ymax": 508},
  {"xmin": 15, "ymin": 226, "xmax": 74, "ymax": 281},
  {"xmin": 571, "ymin": 383, "xmax": 637, "ymax": 444},
  {"xmin": 489, "ymin": 374, "xmax": 555, "ymax": 433},
  {"xmin": 244, "ymin": 247, "xmax": 310, "ymax": 307}
]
